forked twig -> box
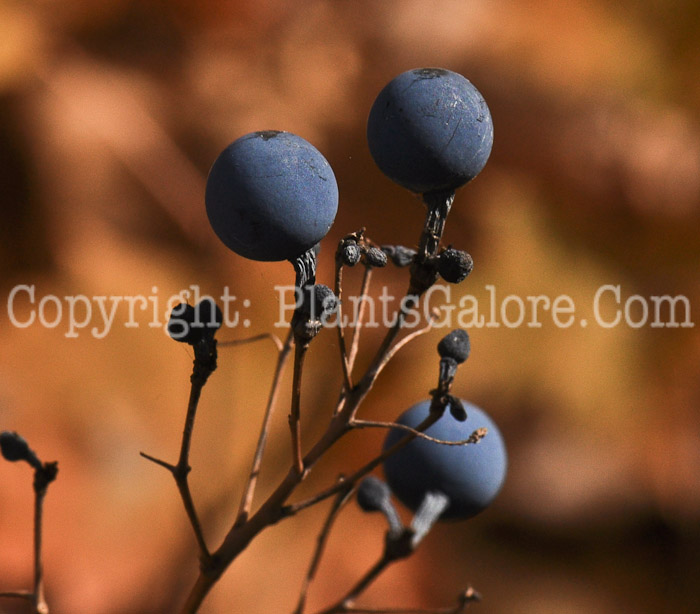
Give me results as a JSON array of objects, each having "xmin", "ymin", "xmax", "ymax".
[
  {"xmin": 141, "ymin": 378, "xmax": 211, "ymax": 561},
  {"xmin": 285, "ymin": 412, "xmax": 442, "ymax": 516},
  {"xmin": 179, "ymin": 191, "xmax": 461, "ymax": 612},
  {"xmin": 140, "ymin": 337, "xmax": 219, "ymax": 563}
]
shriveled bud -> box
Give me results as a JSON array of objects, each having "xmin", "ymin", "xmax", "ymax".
[
  {"xmin": 0, "ymin": 431, "xmax": 40, "ymax": 468},
  {"xmin": 193, "ymin": 299, "xmax": 223, "ymax": 337},
  {"xmin": 363, "ymin": 247, "xmax": 388, "ymax": 268},
  {"xmin": 382, "ymin": 245, "xmax": 417, "ymax": 268},
  {"xmin": 437, "ymin": 329, "xmax": 470, "ymax": 364},
  {"xmin": 167, "ymin": 302, "xmax": 197, "ymax": 344},
  {"xmin": 357, "ymin": 476, "xmax": 403, "ymax": 536},
  {"xmin": 341, "ymin": 243, "xmax": 361, "ymax": 266},
  {"xmin": 438, "ymin": 248, "xmax": 473, "ymax": 284},
  {"xmin": 304, "ymin": 284, "xmax": 338, "ymax": 321},
  {"xmin": 448, "ymin": 396, "xmax": 468, "ymax": 422},
  {"xmin": 168, "ymin": 300, "xmax": 222, "ymax": 345}
]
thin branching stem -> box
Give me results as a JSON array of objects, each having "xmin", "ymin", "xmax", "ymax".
[
  {"xmin": 286, "ymin": 412, "xmax": 441, "ymax": 516},
  {"xmin": 179, "ymin": 191, "xmax": 460, "ymax": 612},
  {"xmin": 0, "ymin": 591, "xmax": 34, "ymax": 609},
  {"xmin": 315, "ymin": 554, "xmax": 392, "ymax": 614},
  {"xmin": 179, "ymin": 306, "xmax": 439, "ymax": 612},
  {"xmin": 335, "ymin": 259, "xmax": 354, "ymax": 391},
  {"xmin": 350, "ymin": 420, "xmax": 485, "ymax": 446},
  {"xmin": 331, "ymin": 587, "xmax": 480, "ymax": 614},
  {"xmin": 294, "ymin": 486, "xmax": 356, "ymax": 614},
  {"xmin": 219, "ymin": 333, "xmax": 284, "ymax": 352},
  {"xmin": 368, "ymin": 309, "xmax": 437, "ymax": 387},
  {"xmin": 347, "ymin": 265, "xmax": 373, "ymax": 372},
  {"xmin": 141, "ymin": 348, "xmax": 216, "ymax": 563},
  {"xmin": 0, "ymin": 460, "xmax": 58, "ymax": 613},
  {"xmin": 289, "ymin": 339, "xmax": 309, "ymax": 475},
  {"xmin": 173, "ymin": 380, "xmax": 211, "ymax": 560},
  {"xmin": 236, "ymin": 329, "xmax": 294, "ymax": 525},
  {"xmin": 32, "ymin": 485, "xmax": 48, "ymax": 614}
]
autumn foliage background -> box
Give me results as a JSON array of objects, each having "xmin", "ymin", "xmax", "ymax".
[{"xmin": 1, "ymin": 1, "xmax": 699, "ymax": 613}]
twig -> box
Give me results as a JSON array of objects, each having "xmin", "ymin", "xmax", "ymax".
[
  {"xmin": 219, "ymin": 333, "xmax": 284, "ymax": 352},
  {"xmin": 312, "ymin": 508, "xmax": 478, "ymax": 614},
  {"xmin": 315, "ymin": 552, "xmax": 395, "ymax": 614},
  {"xmin": 335, "ymin": 257, "xmax": 354, "ymax": 391},
  {"xmin": 331, "ymin": 587, "xmax": 481, "ymax": 613},
  {"xmin": 289, "ymin": 340, "xmax": 309, "ymax": 475},
  {"xmin": 0, "ymin": 591, "xmax": 33, "ymax": 601},
  {"xmin": 179, "ymin": 190, "xmax": 459, "ymax": 612},
  {"xmin": 0, "ymin": 431, "xmax": 58, "ymax": 614},
  {"xmin": 178, "ymin": 308, "xmax": 441, "ymax": 613},
  {"xmin": 350, "ymin": 420, "xmax": 486, "ymax": 446},
  {"xmin": 368, "ymin": 310, "xmax": 437, "ymax": 386},
  {"xmin": 286, "ymin": 412, "xmax": 442, "ymax": 516},
  {"xmin": 236, "ymin": 329, "xmax": 294, "ymax": 525},
  {"xmin": 0, "ymin": 461, "xmax": 58, "ymax": 614},
  {"xmin": 141, "ymin": 338, "xmax": 218, "ymax": 563},
  {"xmin": 141, "ymin": 384, "xmax": 211, "ymax": 561},
  {"xmin": 347, "ymin": 265, "xmax": 374, "ymax": 372},
  {"xmin": 31, "ymin": 465, "xmax": 56, "ymax": 614},
  {"xmin": 294, "ymin": 486, "xmax": 356, "ymax": 614}
]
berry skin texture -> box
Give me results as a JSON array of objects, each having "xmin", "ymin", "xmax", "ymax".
[
  {"xmin": 382, "ymin": 400, "xmax": 507, "ymax": 520},
  {"xmin": 206, "ymin": 131, "xmax": 339, "ymax": 262},
  {"xmin": 367, "ymin": 68, "xmax": 493, "ymax": 194}
]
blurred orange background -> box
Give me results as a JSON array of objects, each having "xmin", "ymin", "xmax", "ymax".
[{"xmin": 1, "ymin": 1, "xmax": 699, "ymax": 613}]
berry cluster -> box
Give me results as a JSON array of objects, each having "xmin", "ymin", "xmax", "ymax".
[
  {"xmin": 166, "ymin": 68, "xmax": 505, "ymax": 613},
  {"xmin": 3, "ymin": 67, "xmax": 506, "ymax": 614}
]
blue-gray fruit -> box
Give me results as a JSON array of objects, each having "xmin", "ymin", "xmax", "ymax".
[
  {"xmin": 367, "ymin": 68, "xmax": 493, "ymax": 194},
  {"xmin": 383, "ymin": 400, "xmax": 506, "ymax": 520},
  {"xmin": 206, "ymin": 131, "xmax": 338, "ymax": 261}
]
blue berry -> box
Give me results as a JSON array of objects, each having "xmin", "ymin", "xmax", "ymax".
[
  {"xmin": 367, "ymin": 68, "xmax": 493, "ymax": 194},
  {"xmin": 205, "ymin": 131, "xmax": 339, "ymax": 262},
  {"xmin": 363, "ymin": 246, "xmax": 388, "ymax": 268},
  {"xmin": 382, "ymin": 400, "xmax": 506, "ymax": 520}
]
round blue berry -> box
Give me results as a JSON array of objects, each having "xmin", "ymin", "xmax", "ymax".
[
  {"xmin": 367, "ymin": 68, "xmax": 493, "ymax": 194},
  {"xmin": 382, "ymin": 399, "xmax": 507, "ymax": 520},
  {"xmin": 205, "ymin": 131, "xmax": 339, "ymax": 262}
]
